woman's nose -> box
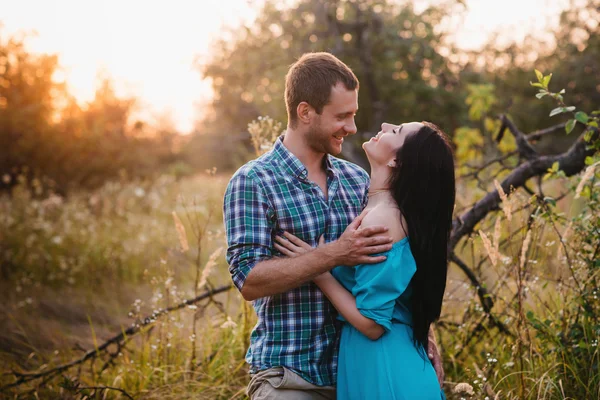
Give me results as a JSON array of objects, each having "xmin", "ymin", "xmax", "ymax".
[{"xmin": 381, "ymin": 122, "xmax": 396, "ymax": 131}]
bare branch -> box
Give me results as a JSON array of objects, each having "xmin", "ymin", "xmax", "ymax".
[
  {"xmin": 451, "ymin": 128, "xmax": 597, "ymax": 250},
  {"xmin": 496, "ymin": 114, "xmax": 538, "ymax": 160},
  {"xmin": 449, "ymin": 252, "xmax": 493, "ymax": 308},
  {"xmin": 75, "ymin": 385, "xmax": 134, "ymax": 400},
  {"xmin": 526, "ymin": 122, "xmax": 566, "ymax": 142},
  {"xmin": 1, "ymin": 284, "xmax": 233, "ymax": 391},
  {"xmin": 458, "ymin": 151, "xmax": 517, "ymax": 180}
]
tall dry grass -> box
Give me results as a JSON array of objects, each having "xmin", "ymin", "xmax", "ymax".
[{"xmin": 0, "ymin": 116, "xmax": 598, "ymax": 399}]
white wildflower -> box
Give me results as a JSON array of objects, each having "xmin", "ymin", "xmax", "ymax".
[
  {"xmin": 198, "ymin": 247, "xmax": 223, "ymax": 290},
  {"xmin": 575, "ymin": 163, "xmax": 597, "ymax": 199},
  {"xmin": 519, "ymin": 230, "xmax": 532, "ymax": 270},
  {"xmin": 479, "ymin": 230, "xmax": 498, "ymax": 266},
  {"xmin": 453, "ymin": 383, "xmax": 474, "ymax": 395},
  {"xmin": 171, "ymin": 211, "xmax": 189, "ymax": 252},
  {"xmin": 220, "ymin": 316, "xmax": 238, "ymax": 329},
  {"xmin": 494, "ymin": 179, "xmax": 512, "ymax": 221}
]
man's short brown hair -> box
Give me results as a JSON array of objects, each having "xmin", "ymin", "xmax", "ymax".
[{"xmin": 285, "ymin": 52, "xmax": 359, "ymax": 128}]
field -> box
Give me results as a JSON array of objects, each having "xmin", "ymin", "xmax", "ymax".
[{"xmin": 1, "ymin": 164, "xmax": 598, "ymax": 399}]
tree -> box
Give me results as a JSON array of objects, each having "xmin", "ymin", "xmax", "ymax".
[
  {"xmin": 0, "ymin": 32, "xmax": 180, "ymax": 193},
  {"xmin": 0, "ymin": 31, "xmax": 63, "ymax": 186},
  {"xmin": 458, "ymin": 0, "xmax": 599, "ymax": 152},
  {"xmin": 199, "ymin": 0, "xmax": 466, "ymax": 169}
]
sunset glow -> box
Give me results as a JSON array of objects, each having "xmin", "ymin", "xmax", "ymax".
[{"xmin": 1, "ymin": 0, "xmax": 569, "ymax": 132}]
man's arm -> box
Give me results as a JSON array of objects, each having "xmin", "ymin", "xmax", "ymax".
[
  {"xmin": 224, "ymin": 172, "xmax": 393, "ymax": 301},
  {"xmin": 241, "ymin": 244, "xmax": 336, "ymax": 301},
  {"xmin": 241, "ymin": 210, "xmax": 393, "ymax": 301}
]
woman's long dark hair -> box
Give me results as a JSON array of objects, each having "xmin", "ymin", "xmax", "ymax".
[{"xmin": 388, "ymin": 121, "xmax": 456, "ymax": 352}]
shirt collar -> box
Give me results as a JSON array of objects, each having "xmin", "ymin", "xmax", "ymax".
[{"xmin": 272, "ymin": 136, "xmax": 338, "ymax": 180}]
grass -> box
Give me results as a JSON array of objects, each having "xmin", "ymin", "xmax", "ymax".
[{"xmin": 0, "ymin": 167, "xmax": 598, "ymax": 399}]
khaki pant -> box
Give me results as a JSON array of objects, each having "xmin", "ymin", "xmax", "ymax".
[{"xmin": 247, "ymin": 367, "xmax": 336, "ymax": 400}]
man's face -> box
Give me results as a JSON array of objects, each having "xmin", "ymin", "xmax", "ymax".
[{"xmin": 306, "ymin": 82, "xmax": 358, "ymax": 156}]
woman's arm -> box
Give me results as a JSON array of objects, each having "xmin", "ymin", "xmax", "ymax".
[
  {"xmin": 275, "ymin": 231, "xmax": 386, "ymax": 340},
  {"xmin": 314, "ymin": 272, "xmax": 385, "ymax": 340},
  {"xmin": 276, "ymin": 230, "xmax": 444, "ymax": 381}
]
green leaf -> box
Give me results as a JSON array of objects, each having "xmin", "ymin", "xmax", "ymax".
[
  {"xmin": 534, "ymin": 69, "xmax": 543, "ymax": 82},
  {"xmin": 544, "ymin": 196, "xmax": 557, "ymax": 207},
  {"xmin": 574, "ymin": 111, "xmax": 589, "ymax": 124},
  {"xmin": 591, "ymin": 110, "xmax": 600, "ymax": 116},
  {"xmin": 551, "ymin": 161, "xmax": 559, "ymax": 172},
  {"xmin": 582, "ymin": 185, "xmax": 591, "ymax": 198},
  {"xmin": 551, "ymin": 106, "xmax": 576, "ymax": 117},
  {"xmin": 536, "ymin": 91, "xmax": 548, "ymax": 99},
  {"xmin": 585, "ymin": 156, "xmax": 594, "ymax": 165},
  {"xmin": 542, "ymin": 73, "xmax": 552, "ymax": 88},
  {"xmin": 565, "ymin": 119, "xmax": 576, "ymax": 134},
  {"xmin": 526, "ymin": 310, "xmax": 535, "ymax": 320},
  {"xmin": 589, "ymin": 120, "xmax": 598, "ymax": 128},
  {"xmin": 584, "ymin": 130, "xmax": 594, "ymax": 142},
  {"xmin": 530, "ymin": 82, "xmax": 544, "ymax": 88}
]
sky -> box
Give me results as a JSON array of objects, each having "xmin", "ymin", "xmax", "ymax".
[{"xmin": 0, "ymin": 0, "xmax": 570, "ymax": 133}]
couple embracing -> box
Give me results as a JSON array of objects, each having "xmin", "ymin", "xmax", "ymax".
[{"xmin": 223, "ymin": 52, "xmax": 454, "ymax": 399}]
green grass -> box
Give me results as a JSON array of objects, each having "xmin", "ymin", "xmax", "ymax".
[{"xmin": 1, "ymin": 171, "xmax": 598, "ymax": 399}]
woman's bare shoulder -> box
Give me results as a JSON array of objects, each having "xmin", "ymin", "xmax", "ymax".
[
  {"xmin": 360, "ymin": 205, "xmax": 407, "ymax": 241},
  {"xmin": 360, "ymin": 206, "xmax": 392, "ymax": 227}
]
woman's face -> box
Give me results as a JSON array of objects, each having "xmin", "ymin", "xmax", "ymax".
[{"xmin": 363, "ymin": 121, "xmax": 423, "ymax": 166}]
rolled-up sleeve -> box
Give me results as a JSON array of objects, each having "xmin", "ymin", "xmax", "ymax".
[
  {"xmin": 223, "ymin": 172, "xmax": 275, "ymax": 292},
  {"xmin": 351, "ymin": 240, "xmax": 416, "ymax": 332}
]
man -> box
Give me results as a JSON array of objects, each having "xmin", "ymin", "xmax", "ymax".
[{"xmin": 224, "ymin": 52, "xmax": 441, "ymax": 399}]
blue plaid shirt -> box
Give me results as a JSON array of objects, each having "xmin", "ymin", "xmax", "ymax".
[{"xmin": 223, "ymin": 136, "xmax": 369, "ymax": 386}]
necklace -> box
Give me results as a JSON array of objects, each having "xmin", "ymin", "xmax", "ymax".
[{"xmin": 367, "ymin": 188, "xmax": 390, "ymax": 197}]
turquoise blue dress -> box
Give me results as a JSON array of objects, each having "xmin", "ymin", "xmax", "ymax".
[{"xmin": 331, "ymin": 238, "xmax": 446, "ymax": 399}]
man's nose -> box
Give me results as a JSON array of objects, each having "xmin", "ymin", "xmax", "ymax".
[{"xmin": 345, "ymin": 119, "xmax": 357, "ymax": 135}]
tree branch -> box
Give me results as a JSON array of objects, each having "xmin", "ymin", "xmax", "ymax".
[
  {"xmin": 1, "ymin": 284, "xmax": 233, "ymax": 391},
  {"xmin": 450, "ymin": 128, "xmax": 597, "ymax": 250},
  {"xmin": 496, "ymin": 114, "xmax": 538, "ymax": 160},
  {"xmin": 75, "ymin": 385, "xmax": 134, "ymax": 400},
  {"xmin": 526, "ymin": 122, "xmax": 566, "ymax": 142},
  {"xmin": 449, "ymin": 253, "xmax": 494, "ymax": 312}
]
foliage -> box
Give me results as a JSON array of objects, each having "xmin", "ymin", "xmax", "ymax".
[
  {"xmin": 440, "ymin": 71, "xmax": 600, "ymax": 399},
  {"xmin": 199, "ymin": 0, "xmax": 467, "ymax": 167},
  {"xmin": 1, "ymin": 0, "xmax": 600, "ymax": 398},
  {"xmin": 247, "ymin": 115, "xmax": 283, "ymax": 156},
  {"xmin": 196, "ymin": 0, "xmax": 598, "ymax": 171},
  {"xmin": 0, "ymin": 172, "xmax": 228, "ymax": 290},
  {"xmin": 0, "ymin": 32, "xmax": 185, "ymax": 194},
  {"xmin": 460, "ymin": 0, "xmax": 599, "ymax": 144},
  {"xmin": 453, "ymin": 84, "xmax": 510, "ymax": 166},
  {"xmin": 2, "ymin": 70, "xmax": 598, "ymax": 399}
]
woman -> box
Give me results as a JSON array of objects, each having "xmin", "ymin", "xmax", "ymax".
[{"xmin": 274, "ymin": 121, "xmax": 455, "ymax": 399}]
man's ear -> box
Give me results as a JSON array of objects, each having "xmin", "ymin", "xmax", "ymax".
[{"xmin": 297, "ymin": 102, "xmax": 313, "ymax": 125}]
